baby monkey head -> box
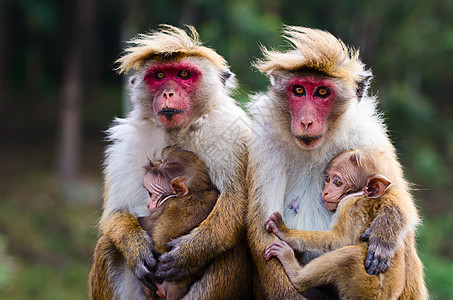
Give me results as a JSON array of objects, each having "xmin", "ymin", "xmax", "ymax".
[
  {"xmin": 143, "ymin": 146, "xmax": 212, "ymax": 212},
  {"xmin": 322, "ymin": 149, "xmax": 391, "ymax": 211}
]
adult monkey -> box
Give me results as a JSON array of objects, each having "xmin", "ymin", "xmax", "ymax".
[
  {"xmin": 89, "ymin": 25, "xmax": 252, "ymax": 299},
  {"xmin": 246, "ymin": 26, "xmax": 420, "ymax": 299}
]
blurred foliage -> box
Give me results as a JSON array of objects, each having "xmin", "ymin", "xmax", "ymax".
[
  {"xmin": 418, "ymin": 215, "xmax": 453, "ymax": 299},
  {"xmin": 0, "ymin": 0, "xmax": 452, "ymax": 298}
]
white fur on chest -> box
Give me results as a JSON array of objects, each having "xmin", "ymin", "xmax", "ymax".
[
  {"xmin": 103, "ymin": 100, "xmax": 250, "ymax": 218},
  {"xmin": 103, "ymin": 118, "xmax": 167, "ymax": 217},
  {"xmin": 250, "ymin": 95, "xmax": 392, "ymax": 232}
]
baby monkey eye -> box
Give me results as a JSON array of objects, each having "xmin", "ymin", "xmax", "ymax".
[
  {"xmin": 333, "ymin": 179, "xmax": 343, "ymax": 187},
  {"xmin": 316, "ymin": 87, "xmax": 329, "ymax": 98},
  {"xmin": 148, "ymin": 191, "xmax": 153, "ymax": 197},
  {"xmin": 155, "ymin": 72, "xmax": 166, "ymax": 80},
  {"xmin": 292, "ymin": 85, "xmax": 305, "ymax": 96},
  {"xmin": 325, "ymin": 175, "xmax": 331, "ymax": 183},
  {"xmin": 178, "ymin": 69, "xmax": 191, "ymax": 79}
]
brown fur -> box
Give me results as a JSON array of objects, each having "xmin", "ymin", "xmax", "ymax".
[
  {"xmin": 89, "ymin": 25, "xmax": 252, "ymax": 300},
  {"xmin": 139, "ymin": 188, "xmax": 218, "ymax": 299},
  {"xmin": 138, "ymin": 147, "xmax": 219, "ymax": 299},
  {"xmin": 266, "ymin": 187, "xmax": 427, "ymax": 299},
  {"xmin": 246, "ymin": 26, "xmax": 422, "ymax": 299}
]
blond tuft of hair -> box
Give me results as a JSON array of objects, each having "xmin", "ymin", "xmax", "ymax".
[
  {"xmin": 254, "ymin": 26, "xmax": 367, "ymax": 84},
  {"xmin": 116, "ymin": 24, "xmax": 227, "ymax": 74}
]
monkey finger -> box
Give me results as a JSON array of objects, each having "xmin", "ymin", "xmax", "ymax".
[
  {"xmin": 141, "ymin": 276, "xmax": 158, "ymax": 293},
  {"xmin": 264, "ymin": 246, "xmax": 280, "ymax": 260},
  {"xmin": 360, "ymin": 228, "xmax": 371, "ymax": 241},
  {"xmin": 365, "ymin": 253, "xmax": 387, "ymax": 275},
  {"xmin": 135, "ymin": 264, "xmax": 157, "ymax": 291},
  {"xmin": 156, "ymin": 253, "xmax": 187, "ymax": 281},
  {"xmin": 265, "ymin": 220, "xmax": 276, "ymax": 232},
  {"xmin": 269, "ymin": 211, "xmax": 282, "ymax": 223}
]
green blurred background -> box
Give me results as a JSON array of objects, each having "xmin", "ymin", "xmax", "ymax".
[{"xmin": 0, "ymin": 0, "xmax": 452, "ymax": 298}]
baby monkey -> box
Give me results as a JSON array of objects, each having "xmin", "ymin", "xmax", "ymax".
[
  {"xmin": 138, "ymin": 146, "xmax": 219, "ymax": 300},
  {"xmin": 265, "ymin": 148, "xmax": 426, "ymax": 299}
]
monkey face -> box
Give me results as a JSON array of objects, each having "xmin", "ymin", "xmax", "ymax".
[
  {"xmin": 144, "ymin": 60, "xmax": 203, "ymax": 128},
  {"xmin": 321, "ymin": 170, "xmax": 349, "ymax": 211},
  {"xmin": 286, "ymin": 77, "xmax": 336, "ymax": 149}
]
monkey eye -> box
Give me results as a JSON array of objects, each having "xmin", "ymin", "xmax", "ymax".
[
  {"xmin": 315, "ymin": 87, "xmax": 330, "ymax": 98},
  {"xmin": 333, "ymin": 179, "xmax": 343, "ymax": 187},
  {"xmin": 178, "ymin": 70, "xmax": 191, "ymax": 79},
  {"xmin": 292, "ymin": 85, "xmax": 305, "ymax": 96},
  {"xmin": 325, "ymin": 175, "xmax": 331, "ymax": 183},
  {"xmin": 155, "ymin": 72, "xmax": 166, "ymax": 80},
  {"xmin": 147, "ymin": 191, "xmax": 153, "ymax": 197}
]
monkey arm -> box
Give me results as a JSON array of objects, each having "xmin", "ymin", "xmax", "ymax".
[
  {"xmin": 100, "ymin": 210, "xmax": 157, "ymax": 289},
  {"xmin": 282, "ymin": 228, "xmax": 354, "ymax": 254},
  {"xmin": 247, "ymin": 202, "xmax": 305, "ymax": 299},
  {"xmin": 361, "ymin": 188, "xmax": 415, "ymax": 275},
  {"xmin": 266, "ymin": 209, "xmax": 358, "ymax": 253},
  {"xmin": 156, "ymin": 156, "xmax": 248, "ymax": 281}
]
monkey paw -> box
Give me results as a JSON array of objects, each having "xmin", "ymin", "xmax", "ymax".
[
  {"xmin": 129, "ymin": 241, "xmax": 158, "ymax": 290},
  {"xmin": 265, "ymin": 212, "xmax": 285, "ymax": 238},
  {"xmin": 264, "ymin": 241, "xmax": 293, "ymax": 261},
  {"xmin": 364, "ymin": 241, "xmax": 393, "ymax": 275},
  {"xmin": 156, "ymin": 237, "xmax": 202, "ymax": 281}
]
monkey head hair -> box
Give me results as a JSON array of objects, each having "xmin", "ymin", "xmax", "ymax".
[
  {"xmin": 146, "ymin": 146, "xmax": 213, "ymax": 193},
  {"xmin": 254, "ymin": 26, "xmax": 372, "ymax": 98},
  {"xmin": 116, "ymin": 24, "xmax": 228, "ymax": 74}
]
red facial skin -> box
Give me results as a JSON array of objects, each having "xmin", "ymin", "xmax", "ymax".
[
  {"xmin": 286, "ymin": 77, "xmax": 336, "ymax": 149},
  {"xmin": 321, "ymin": 170, "xmax": 348, "ymax": 211},
  {"xmin": 144, "ymin": 61, "xmax": 202, "ymax": 128}
]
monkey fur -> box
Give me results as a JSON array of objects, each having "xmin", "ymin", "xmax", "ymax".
[
  {"xmin": 138, "ymin": 146, "xmax": 219, "ymax": 299},
  {"xmin": 265, "ymin": 148, "xmax": 427, "ymax": 299},
  {"xmin": 246, "ymin": 26, "xmax": 421, "ymax": 299},
  {"xmin": 89, "ymin": 25, "xmax": 252, "ymax": 300}
]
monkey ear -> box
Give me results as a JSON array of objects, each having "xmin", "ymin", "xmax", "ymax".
[
  {"xmin": 221, "ymin": 68, "xmax": 238, "ymax": 93},
  {"xmin": 269, "ymin": 73, "xmax": 276, "ymax": 86},
  {"xmin": 356, "ymin": 73, "xmax": 372, "ymax": 101},
  {"xmin": 170, "ymin": 177, "xmax": 189, "ymax": 197},
  {"xmin": 127, "ymin": 75, "xmax": 137, "ymax": 90},
  {"xmin": 364, "ymin": 174, "xmax": 391, "ymax": 199}
]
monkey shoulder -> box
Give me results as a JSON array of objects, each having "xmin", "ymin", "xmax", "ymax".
[
  {"xmin": 339, "ymin": 196, "xmax": 377, "ymax": 225},
  {"xmin": 188, "ymin": 189, "xmax": 219, "ymax": 213}
]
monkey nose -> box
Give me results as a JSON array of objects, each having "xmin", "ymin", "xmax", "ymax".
[
  {"xmin": 301, "ymin": 120, "xmax": 313, "ymax": 130},
  {"xmin": 163, "ymin": 91, "xmax": 174, "ymax": 99}
]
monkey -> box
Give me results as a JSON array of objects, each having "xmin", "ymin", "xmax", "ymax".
[
  {"xmin": 137, "ymin": 146, "xmax": 219, "ymax": 299},
  {"xmin": 264, "ymin": 148, "xmax": 427, "ymax": 299},
  {"xmin": 245, "ymin": 26, "xmax": 422, "ymax": 298},
  {"xmin": 88, "ymin": 25, "xmax": 252, "ymax": 300}
]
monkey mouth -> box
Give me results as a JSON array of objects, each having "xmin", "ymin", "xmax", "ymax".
[
  {"xmin": 158, "ymin": 107, "xmax": 185, "ymax": 121},
  {"xmin": 296, "ymin": 134, "xmax": 323, "ymax": 147},
  {"xmin": 149, "ymin": 195, "xmax": 176, "ymax": 211}
]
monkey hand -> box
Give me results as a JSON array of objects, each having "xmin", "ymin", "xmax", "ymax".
[
  {"xmin": 360, "ymin": 228, "xmax": 393, "ymax": 275},
  {"xmin": 264, "ymin": 241, "xmax": 295, "ymax": 262},
  {"xmin": 125, "ymin": 235, "xmax": 158, "ymax": 291},
  {"xmin": 156, "ymin": 235, "xmax": 204, "ymax": 281},
  {"xmin": 265, "ymin": 211, "xmax": 288, "ymax": 240}
]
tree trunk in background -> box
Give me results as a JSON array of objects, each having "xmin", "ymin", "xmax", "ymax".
[
  {"xmin": 57, "ymin": 0, "xmax": 96, "ymax": 181},
  {"xmin": 0, "ymin": 2, "xmax": 5, "ymax": 140},
  {"xmin": 120, "ymin": 0, "xmax": 145, "ymax": 115}
]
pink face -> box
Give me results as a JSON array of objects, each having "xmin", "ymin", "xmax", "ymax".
[
  {"xmin": 143, "ymin": 171, "xmax": 171, "ymax": 212},
  {"xmin": 321, "ymin": 169, "xmax": 347, "ymax": 211},
  {"xmin": 144, "ymin": 61, "xmax": 202, "ymax": 128},
  {"xmin": 286, "ymin": 77, "xmax": 336, "ymax": 149}
]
